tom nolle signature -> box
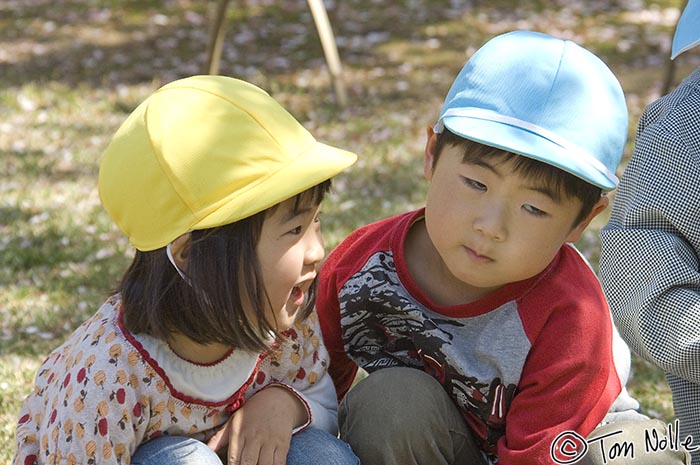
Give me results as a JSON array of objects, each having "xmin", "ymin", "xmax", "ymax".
[{"xmin": 550, "ymin": 420, "xmax": 698, "ymax": 464}]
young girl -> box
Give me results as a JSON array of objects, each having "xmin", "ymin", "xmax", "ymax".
[{"xmin": 14, "ymin": 75, "xmax": 358, "ymax": 465}]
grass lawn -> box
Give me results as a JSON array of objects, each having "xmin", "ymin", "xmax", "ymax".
[{"xmin": 2, "ymin": 0, "xmax": 699, "ymax": 462}]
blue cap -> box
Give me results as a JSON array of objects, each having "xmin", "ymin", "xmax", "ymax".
[
  {"xmin": 434, "ymin": 31, "xmax": 628, "ymax": 190},
  {"xmin": 672, "ymin": 0, "xmax": 700, "ymax": 59}
]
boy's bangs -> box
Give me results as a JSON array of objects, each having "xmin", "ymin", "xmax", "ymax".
[{"xmin": 437, "ymin": 131, "xmax": 601, "ymax": 225}]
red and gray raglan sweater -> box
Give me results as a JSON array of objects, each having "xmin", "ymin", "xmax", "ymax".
[{"xmin": 317, "ymin": 209, "xmax": 625, "ymax": 465}]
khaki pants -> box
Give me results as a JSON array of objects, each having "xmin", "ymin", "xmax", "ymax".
[
  {"xmin": 339, "ymin": 367, "xmax": 690, "ymax": 465},
  {"xmin": 582, "ymin": 420, "xmax": 691, "ymax": 465}
]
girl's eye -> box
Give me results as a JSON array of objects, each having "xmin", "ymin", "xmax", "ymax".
[
  {"xmin": 462, "ymin": 176, "xmax": 486, "ymax": 191},
  {"xmin": 289, "ymin": 226, "xmax": 303, "ymax": 235},
  {"xmin": 523, "ymin": 204, "xmax": 547, "ymax": 216}
]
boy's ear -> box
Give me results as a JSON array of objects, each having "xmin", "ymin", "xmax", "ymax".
[
  {"xmin": 424, "ymin": 125, "xmax": 439, "ymax": 181},
  {"xmin": 565, "ymin": 195, "xmax": 609, "ymax": 243},
  {"xmin": 169, "ymin": 232, "xmax": 192, "ymax": 270}
]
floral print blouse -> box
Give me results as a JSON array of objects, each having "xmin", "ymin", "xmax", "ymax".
[{"xmin": 14, "ymin": 295, "xmax": 337, "ymax": 465}]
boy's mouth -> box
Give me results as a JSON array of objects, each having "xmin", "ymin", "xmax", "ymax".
[{"xmin": 465, "ymin": 246, "xmax": 493, "ymax": 263}]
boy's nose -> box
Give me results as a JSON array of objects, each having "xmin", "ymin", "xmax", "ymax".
[{"xmin": 472, "ymin": 207, "xmax": 507, "ymax": 242}]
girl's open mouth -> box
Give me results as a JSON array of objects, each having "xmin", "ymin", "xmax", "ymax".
[{"xmin": 290, "ymin": 286, "xmax": 305, "ymax": 307}]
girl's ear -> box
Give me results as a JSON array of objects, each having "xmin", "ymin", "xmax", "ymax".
[
  {"xmin": 169, "ymin": 232, "xmax": 192, "ymax": 270},
  {"xmin": 566, "ymin": 195, "xmax": 609, "ymax": 243}
]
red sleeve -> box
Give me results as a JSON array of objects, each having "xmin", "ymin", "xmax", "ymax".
[
  {"xmin": 317, "ymin": 231, "xmax": 361, "ymax": 400},
  {"xmin": 496, "ymin": 248, "xmax": 621, "ymax": 465},
  {"xmin": 316, "ymin": 213, "xmax": 413, "ymax": 400}
]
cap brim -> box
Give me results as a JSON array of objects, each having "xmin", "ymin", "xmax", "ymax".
[
  {"xmin": 193, "ymin": 142, "xmax": 357, "ymax": 232},
  {"xmin": 443, "ymin": 116, "xmax": 618, "ymax": 190},
  {"xmin": 672, "ymin": 0, "xmax": 700, "ymax": 59}
]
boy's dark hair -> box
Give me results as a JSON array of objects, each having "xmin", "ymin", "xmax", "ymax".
[
  {"xmin": 434, "ymin": 130, "xmax": 602, "ymax": 226},
  {"xmin": 118, "ymin": 180, "xmax": 332, "ymax": 352}
]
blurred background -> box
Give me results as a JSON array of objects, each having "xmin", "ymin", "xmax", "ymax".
[{"xmin": 2, "ymin": 0, "xmax": 700, "ymax": 461}]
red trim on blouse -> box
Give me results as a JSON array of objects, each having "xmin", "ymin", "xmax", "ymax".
[
  {"xmin": 164, "ymin": 340, "xmax": 236, "ymax": 367},
  {"xmin": 116, "ymin": 303, "xmax": 261, "ymax": 409},
  {"xmin": 260, "ymin": 381, "xmax": 312, "ymax": 434}
]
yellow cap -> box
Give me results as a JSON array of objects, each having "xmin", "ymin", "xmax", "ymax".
[{"xmin": 98, "ymin": 75, "xmax": 357, "ymax": 251}]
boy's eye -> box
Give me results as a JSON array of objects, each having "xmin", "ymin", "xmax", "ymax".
[
  {"xmin": 289, "ymin": 226, "xmax": 303, "ymax": 235},
  {"xmin": 461, "ymin": 176, "xmax": 486, "ymax": 191},
  {"xmin": 523, "ymin": 204, "xmax": 547, "ymax": 216}
]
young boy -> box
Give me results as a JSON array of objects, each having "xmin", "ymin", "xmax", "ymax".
[
  {"xmin": 600, "ymin": 2, "xmax": 700, "ymax": 463},
  {"xmin": 317, "ymin": 31, "xmax": 689, "ymax": 465}
]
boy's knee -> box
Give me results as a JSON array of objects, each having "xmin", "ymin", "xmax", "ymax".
[
  {"xmin": 339, "ymin": 367, "xmax": 475, "ymax": 465},
  {"xmin": 341, "ymin": 367, "xmax": 447, "ymax": 425}
]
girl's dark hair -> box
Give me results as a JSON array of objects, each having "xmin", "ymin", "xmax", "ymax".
[
  {"xmin": 118, "ymin": 180, "xmax": 332, "ymax": 352},
  {"xmin": 434, "ymin": 129, "xmax": 603, "ymax": 226}
]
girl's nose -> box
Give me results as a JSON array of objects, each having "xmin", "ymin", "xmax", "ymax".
[{"xmin": 305, "ymin": 227, "xmax": 326, "ymax": 266}]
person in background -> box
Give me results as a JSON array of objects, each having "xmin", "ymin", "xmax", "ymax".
[
  {"xmin": 600, "ymin": 1, "xmax": 700, "ymax": 463},
  {"xmin": 13, "ymin": 75, "xmax": 358, "ymax": 465}
]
